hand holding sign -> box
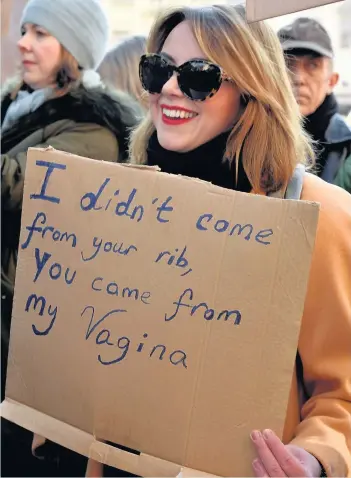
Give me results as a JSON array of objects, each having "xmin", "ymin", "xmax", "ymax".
[{"xmin": 251, "ymin": 430, "xmax": 322, "ymax": 477}]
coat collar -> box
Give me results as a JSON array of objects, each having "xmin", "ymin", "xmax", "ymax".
[{"xmin": 1, "ymin": 80, "xmax": 143, "ymax": 162}]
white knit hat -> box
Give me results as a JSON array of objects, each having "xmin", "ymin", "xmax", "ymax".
[{"xmin": 21, "ymin": 0, "xmax": 109, "ymax": 71}]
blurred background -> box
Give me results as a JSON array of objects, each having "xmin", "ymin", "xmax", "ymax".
[{"xmin": 2, "ymin": 0, "xmax": 351, "ymax": 114}]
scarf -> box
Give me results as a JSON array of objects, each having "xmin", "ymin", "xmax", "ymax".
[
  {"xmin": 1, "ymin": 87, "xmax": 52, "ymax": 133},
  {"xmin": 146, "ymin": 130, "xmax": 252, "ymax": 193},
  {"xmin": 304, "ymin": 93, "xmax": 339, "ymax": 175}
]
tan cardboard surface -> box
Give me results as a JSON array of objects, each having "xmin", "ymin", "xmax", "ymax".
[
  {"xmin": 4, "ymin": 148, "xmax": 320, "ymax": 476},
  {"xmin": 246, "ymin": 0, "xmax": 344, "ymax": 22}
]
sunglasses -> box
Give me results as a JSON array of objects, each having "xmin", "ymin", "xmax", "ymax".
[{"xmin": 139, "ymin": 53, "xmax": 231, "ymax": 102}]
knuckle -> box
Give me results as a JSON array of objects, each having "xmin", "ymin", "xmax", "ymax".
[
  {"xmin": 270, "ymin": 464, "xmax": 282, "ymax": 475},
  {"xmin": 283, "ymin": 455, "xmax": 296, "ymax": 468}
]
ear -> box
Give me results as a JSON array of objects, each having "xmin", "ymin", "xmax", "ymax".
[{"xmin": 327, "ymin": 72, "xmax": 339, "ymax": 94}]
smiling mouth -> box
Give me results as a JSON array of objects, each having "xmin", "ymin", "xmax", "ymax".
[
  {"xmin": 162, "ymin": 107, "xmax": 197, "ymax": 119},
  {"xmin": 161, "ymin": 106, "xmax": 198, "ymax": 125}
]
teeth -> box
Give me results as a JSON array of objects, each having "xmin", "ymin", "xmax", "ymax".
[{"xmin": 162, "ymin": 108, "xmax": 197, "ymax": 119}]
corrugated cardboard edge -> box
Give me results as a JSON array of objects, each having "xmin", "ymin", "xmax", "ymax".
[
  {"xmin": 246, "ymin": 0, "xmax": 257, "ymax": 23},
  {"xmin": 27, "ymin": 146, "xmax": 161, "ymax": 172},
  {"xmin": 245, "ymin": 0, "xmax": 344, "ymax": 22},
  {"xmin": 27, "ymin": 147, "xmax": 323, "ymax": 201},
  {"xmin": 27, "ymin": 146, "xmax": 232, "ymax": 190},
  {"xmin": 0, "ymin": 399, "xmax": 218, "ymax": 477}
]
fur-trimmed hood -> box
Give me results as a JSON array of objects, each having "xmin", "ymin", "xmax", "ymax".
[{"xmin": 1, "ymin": 78, "xmax": 143, "ymax": 162}]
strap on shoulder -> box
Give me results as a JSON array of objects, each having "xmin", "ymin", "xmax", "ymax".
[{"xmin": 268, "ymin": 164, "xmax": 305, "ymax": 200}]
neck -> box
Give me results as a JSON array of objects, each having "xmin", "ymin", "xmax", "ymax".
[
  {"xmin": 21, "ymin": 83, "xmax": 54, "ymax": 95},
  {"xmin": 146, "ymin": 130, "xmax": 252, "ymax": 193}
]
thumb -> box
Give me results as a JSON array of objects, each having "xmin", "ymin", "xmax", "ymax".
[{"xmin": 286, "ymin": 445, "xmax": 322, "ymax": 477}]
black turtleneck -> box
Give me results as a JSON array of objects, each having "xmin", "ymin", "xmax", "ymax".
[
  {"xmin": 146, "ymin": 130, "xmax": 252, "ymax": 193},
  {"xmin": 304, "ymin": 93, "xmax": 339, "ymax": 175}
]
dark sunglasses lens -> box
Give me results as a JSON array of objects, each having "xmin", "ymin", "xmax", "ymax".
[
  {"xmin": 140, "ymin": 56, "xmax": 173, "ymax": 94},
  {"xmin": 179, "ymin": 61, "xmax": 222, "ymax": 100}
]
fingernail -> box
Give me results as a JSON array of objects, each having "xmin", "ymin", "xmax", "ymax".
[
  {"xmin": 250, "ymin": 430, "xmax": 261, "ymax": 441},
  {"xmin": 263, "ymin": 429, "xmax": 272, "ymax": 440},
  {"xmin": 252, "ymin": 459, "xmax": 261, "ymax": 470}
]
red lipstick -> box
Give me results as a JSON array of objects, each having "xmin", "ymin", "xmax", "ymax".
[{"xmin": 160, "ymin": 104, "xmax": 198, "ymax": 126}]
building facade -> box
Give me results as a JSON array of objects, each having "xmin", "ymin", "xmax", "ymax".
[
  {"xmin": 100, "ymin": 0, "xmax": 350, "ymax": 113},
  {"xmin": 2, "ymin": 0, "xmax": 350, "ymax": 113}
]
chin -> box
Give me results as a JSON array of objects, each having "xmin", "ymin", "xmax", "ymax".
[
  {"xmin": 157, "ymin": 131, "xmax": 190, "ymax": 153},
  {"xmin": 301, "ymin": 107, "xmax": 313, "ymax": 116},
  {"xmin": 297, "ymin": 102, "xmax": 313, "ymax": 117},
  {"xmin": 23, "ymin": 73, "xmax": 39, "ymax": 89}
]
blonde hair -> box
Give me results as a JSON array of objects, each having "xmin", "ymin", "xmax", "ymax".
[
  {"xmin": 129, "ymin": 5, "xmax": 315, "ymax": 193},
  {"xmin": 98, "ymin": 35, "xmax": 147, "ymax": 109},
  {"xmin": 11, "ymin": 47, "xmax": 82, "ymax": 100}
]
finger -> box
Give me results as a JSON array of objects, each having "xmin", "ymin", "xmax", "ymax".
[
  {"xmin": 252, "ymin": 458, "xmax": 269, "ymax": 477},
  {"xmin": 86, "ymin": 458, "xmax": 103, "ymax": 477},
  {"xmin": 251, "ymin": 431, "xmax": 287, "ymax": 477},
  {"xmin": 262, "ymin": 430, "xmax": 306, "ymax": 477}
]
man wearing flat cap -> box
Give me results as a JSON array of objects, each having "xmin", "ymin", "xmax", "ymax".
[{"xmin": 278, "ymin": 18, "xmax": 351, "ymax": 193}]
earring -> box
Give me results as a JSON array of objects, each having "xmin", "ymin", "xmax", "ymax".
[{"xmin": 56, "ymin": 68, "xmax": 69, "ymax": 88}]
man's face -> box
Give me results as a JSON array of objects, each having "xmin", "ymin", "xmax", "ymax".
[{"xmin": 286, "ymin": 52, "xmax": 339, "ymax": 116}]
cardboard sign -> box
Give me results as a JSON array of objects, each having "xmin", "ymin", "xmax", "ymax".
[
  {"xmin": 246, "ymin": 0, "xmax": 344, "ymax": 22},
  {"xmin": 3, "ymin": 148, "xmax": 320, "ymax": 477}
]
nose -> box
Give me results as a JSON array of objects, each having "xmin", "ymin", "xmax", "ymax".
[
  {"xmin": 161, "ymin": 73, "xmax": 183, "ymax": 98},
  {"xmin": 291, "ymin": 65, "xmax": 307, "ymax": 87},
  {"xmin": 17, "ymin": 32, "xmax": 32, "ymax": 52}
]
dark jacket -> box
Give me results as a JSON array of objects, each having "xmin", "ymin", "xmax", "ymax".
[
  {"xmin": 1, "ymin": 79, "xmax": 142, "ymax": 477},
  {"xmin": 322, "ymin": 112, "xmax": 351, "ymax": 193}
]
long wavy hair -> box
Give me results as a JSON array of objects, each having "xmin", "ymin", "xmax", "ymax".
[
  {"xmin": 98, "ymin": 35, "xmax": 147, "ymax": 109},
  {"xmin": 129, "ymin": 4, "xmax": 315, "ymax": 193}
]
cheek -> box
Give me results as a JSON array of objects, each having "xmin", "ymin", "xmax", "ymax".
[
  {"xmin": 202, "ymin": 84, "xmax": 240, "ymax": 129},
  {"xmin": 49, "ymin": 46, "xmax": 62, "ymax": 70},
  {"xmin": 310, "ymin": 75, "xmax": 325, "ymax": 90},
  {"xmin": 38, "ymin": 42, "xmax": 61, "ymax": 72},
  {"xmin": 150, "ymin": 95, "xmax": 160, "ymax": 123},
  {"xmin": 308, "ymin": 79, "xmax": 326, "ymax": 104}
]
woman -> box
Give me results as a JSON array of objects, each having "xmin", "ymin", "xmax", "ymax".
[
  {"xmin": 126, "ymin": 5, "xmax": 350, "ymax": 478},
  {"xmin": 1, "ymin": 0, "xmax": 142, "ymax": 475},
  {"xmin": 98, "ymin": 35, "xmax": 148, "ymax": 110}
]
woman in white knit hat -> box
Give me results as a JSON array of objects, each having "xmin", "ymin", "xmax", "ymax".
[{"xmin": 1, "ymin": 0, "xmax": 142, "ymax": 476}]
